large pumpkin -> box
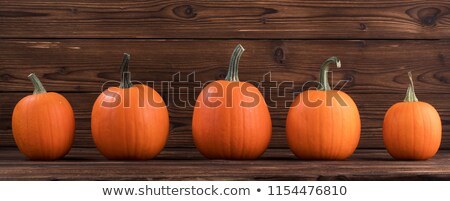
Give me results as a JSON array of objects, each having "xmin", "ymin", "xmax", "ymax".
[
  {"xmin": 192, "ymin": 44, "xmax": 272, "ymax": 159},
  {"xmin": 91, "ymin": 53, "xmax": 169, "ymax": 160},
  {"xmin": 383, "ymin": 72, "xmax": 441, "ymax": 160},
  {"xmin": 286, "ymin": 57, "xmax": 360, "ymax": 160},
  {"xmin": 12, "ymin": 73, "xmax": 75, "ymax": 160}
]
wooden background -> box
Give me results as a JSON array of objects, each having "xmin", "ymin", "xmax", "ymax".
[{"xmin": 1, "ymin": 0, "xmax": 449, "ymax": 151}]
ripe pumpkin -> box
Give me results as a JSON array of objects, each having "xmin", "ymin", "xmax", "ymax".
[
  {"xmin": 192, "ymin": 44, "xmax": 272, "ymax": 159},
  {"xmin": 286, "ymin": 57, "xmax": 360, "ymax": 160},
  {"xmin": 12, "ymin": 73, "xmax": 75, "ymax": 160},
  {"xmin": 91, "ymin": 53, "xmax": 169, "ymax": 160},
  {"xmin": 383, "ymin": 72, "xmax": 441, "ymax": 160}
]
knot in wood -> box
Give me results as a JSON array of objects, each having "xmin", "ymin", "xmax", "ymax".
[
  {"xmin": 418, "ymin": 7, "xmax": 441, "ymax": 26},
  {"xmin": 173, "ymin": 5, "xmax": 197, "ymax": 19},
  {"xmin": 274, "ymin": 47, "xmax": 285, "ymax": 64}
]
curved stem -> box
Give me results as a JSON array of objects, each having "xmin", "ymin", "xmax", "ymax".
[
  {"xmin": 318, "ymin": 56, "xmax": 341, "ymax": 91},
  {"xmin": 225, "ymin": 44, "xmax": 245, "ymax": 82},
  {"xmin": 404, "ymin": 71, "xmax": 419, "ymax": 102},
  {"xmin": 28, "ymin": 73, "xmax": 47, "ymax": 94},
  {"xmin": 119, "ymin": 53, "xmax": 132, "ymax": 88}
]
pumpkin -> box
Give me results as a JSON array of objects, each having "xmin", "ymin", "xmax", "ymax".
[
  {"xmin": 91, "ymin": 53, "xmax": 169, "ymax": 160},
  {"xmin": 12, "ymin": 73, "xmax": 75, "ymax": 160},
  {"xmin": 383, "ymin": 72, "xmax": 441, "ymax": 160},
  {"xmin": 192, "ymin": 44, "xmax": 272, "ymax": 159},
  {"xmin": 286, "ymin": 57, "xmax": 360, "ymax": 160}
]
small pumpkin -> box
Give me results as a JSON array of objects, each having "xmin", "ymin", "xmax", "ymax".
[
  {"xmin": 12, "ymin": 73, "xmax": 75, "ymax": 160},
  {"xmin": 286, "ymin": 57, "xmax": 360, "ymax": 160},
  {"xmin": 192, "ymin": 44, "xmax": 272, "ymax": 159},
  {"xmin": 383, "ymin": 72, "xmax": 441, "ymax": 160},
  {"xmin": 91, "ymin": 53, "xmax": 169, "ymax": 160}
]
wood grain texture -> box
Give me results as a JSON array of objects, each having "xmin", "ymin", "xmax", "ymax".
[
  {"xmin": 1, "ymin": 92, "xmax": 449, "ymax": 149},
  {"xmin": 1, "ymin": 1, "xmax": 450, "ymax": 39},
  {"xmin": 1, "ymin": 147, "xmax": 450, "ymax": 180},
  {"xmin": 1, "ymin": 0, "xmax": 449, "ymax": 181},
  {"xmin": 0, "ymin": 39, "xmax": 449, "ymax": 93}
]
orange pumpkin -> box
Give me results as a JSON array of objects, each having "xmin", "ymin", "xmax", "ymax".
[
  {"xmin": 286, "ymin": 57, "xmax": 360, "ymax": 160},
  {"xmin": 91, "ymin": 53, "xmax": 169, "ymax": 160},
  {"xmin": 12, "ymin": 73, "xmax": 75, "ymax": 160},
  {"xmin": 383, "ymin": 72, "xmax": 441, "ymax": 160},
  {"xmin": 192, "ymin": 44, "xmax": 272, "ymax": 159}
]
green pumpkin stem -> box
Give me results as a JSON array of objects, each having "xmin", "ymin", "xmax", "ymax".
[
  {"xmin": 318, "ymin": 56, "xmax": 341, "ymax": 91},
  {"xmin": 119, "ymin": 53, "xmax": 132, "ymax": 89},
  {"xmin": 404, "ymin": 71, "xmax": 419, "ymax": 102},
  {"xmin": 28, "ymin": 73, "xmax": 47, "ymax": 94},
  {"xmin": 225, "ymin": 44, "xmax": 245, "ymax": 82}
]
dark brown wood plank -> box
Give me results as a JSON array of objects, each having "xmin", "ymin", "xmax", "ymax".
[
  {"xmin": 1, "ymin": 92, "xmax": 449, "ymax": 149},
  {"xmin": 1, "ymin": 1, "xmax": 450, "ymax": 39},
  {"xmin": 0, "ymin": 147, "xmax": 449, "ymax": 180},
  {"xmin": 0, "ymin": 39, "xmax": 449, "ymax": 93}
]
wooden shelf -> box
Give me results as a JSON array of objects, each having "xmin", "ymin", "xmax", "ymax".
[{"xmin": 1, "ymin": 148, "xmax": 449, "ymax": 180}]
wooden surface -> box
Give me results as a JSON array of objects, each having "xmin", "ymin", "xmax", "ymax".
[
  {"xmin": 0, "ymin": 39, "xmax": 449, "ymax": 93},
  {"xmin": 1, "ymin": 147, "xmax": 450, "ymax": 180},
  {"xmin": 1, "ymin": 1, "xmax": 450, "ymax": 39},
  {"xmin": 1, "ymin": 0, "xmax": 450, "ymax": 181}
]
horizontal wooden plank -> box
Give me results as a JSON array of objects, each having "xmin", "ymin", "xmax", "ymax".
[
  {"xmin": 1, "ymin": 92, "xmax": 450, "ymax": 149},
  {"xmin": 0, "ymin": 39, "xmax": 449, "ymax": 93},
  {"xmin": 0, "ymin": 147, "xmax": 450, "ymax": 180},
  {"xmin": 1, "ymin": 1, "xmax": 450, "ymax": 39}
]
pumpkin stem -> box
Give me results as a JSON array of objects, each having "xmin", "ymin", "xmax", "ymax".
[
  {"xmin": 318, "ymin": 56, "xmax": 341, "ymax": 91},
  {"xmin": 403, "ymin": 71, "xmax": 419, "ymax": 102},
  {"xmin": 225, "ymin": 44, "xmax": 245, "ymax": 82},
  {"xmin": 28, "ymin": 73, "xmax": 47, "ymax": 94},
  {"xmin": 119, "ymin": 53, "xmax": 132, "ymax": 89}
]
